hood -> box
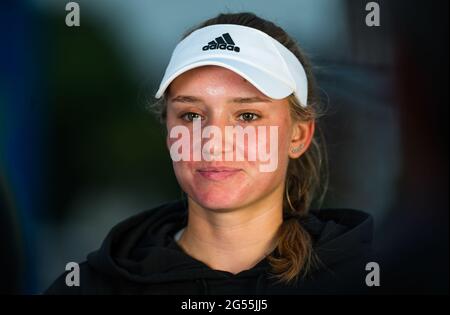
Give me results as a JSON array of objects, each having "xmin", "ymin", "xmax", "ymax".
[{"xmin": 87, "ymin": 199, "xmax": 373, "ymax": 285}]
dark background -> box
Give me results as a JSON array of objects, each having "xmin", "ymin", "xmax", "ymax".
[{"xmin": 0, "ymin": 0, "xmax": 448, "ymax": 294}]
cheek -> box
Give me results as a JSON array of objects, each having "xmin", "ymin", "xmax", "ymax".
[
  {"xmin": 249, "ymin": 122, "xmax": 291, "ymax": 174},
  {"xmin": 277, "ymin": 124, "xmax": 292, "ymax": 158},
  {"xmin": 172, "ymin": 161, "xmax": 195, "ymax": 184}
]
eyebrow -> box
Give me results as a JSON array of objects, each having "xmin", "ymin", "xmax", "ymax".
[{"xmin": 169, "ymin": 95, "xmax": 272, "ymax": 104}]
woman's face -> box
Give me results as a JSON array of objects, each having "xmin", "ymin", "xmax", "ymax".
[{"xmin": 165, "ymin": 66, "xmax": 310, "ymax": 211}]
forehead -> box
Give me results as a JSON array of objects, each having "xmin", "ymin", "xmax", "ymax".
[{"xmin": 168, "ymin": 66, "xmax": 267, "ymax": 98}]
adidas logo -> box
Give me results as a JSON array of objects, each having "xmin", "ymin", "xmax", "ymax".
[{"xmin": 202, "ymin": 33, "xmax": 240, "ymax": 52}]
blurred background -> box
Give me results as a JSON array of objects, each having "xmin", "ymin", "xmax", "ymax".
[{"xmin": 0, "ymin": 0, "xmax": 447, "ymax": 294}]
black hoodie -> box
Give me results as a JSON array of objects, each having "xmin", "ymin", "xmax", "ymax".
[{"xmin": 45, "ymin": 200, "xmax": 374, "ymax": 295}]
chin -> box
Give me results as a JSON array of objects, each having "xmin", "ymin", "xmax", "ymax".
[{"xmin": 190, "ymin": 187, "xmax": 250, "ymax": 211}]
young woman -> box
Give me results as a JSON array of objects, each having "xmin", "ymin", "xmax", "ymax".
[{"xmin": 46, "ymin": 12, "xmax": 373, "ymax": 295}]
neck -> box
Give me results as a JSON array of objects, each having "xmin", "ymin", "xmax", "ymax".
[{"xmin": 178, "ymin": 191, "xmax": 283, "ymax": 274}]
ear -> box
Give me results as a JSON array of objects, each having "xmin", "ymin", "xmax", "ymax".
[{"xmin": 288, "ymin": 120, "xmax": 315, "ymax": 159}]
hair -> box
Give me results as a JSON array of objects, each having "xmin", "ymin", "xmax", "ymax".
[{"xmin": 150, "ymin": 12, "xmax": 329, "ymax": 284}]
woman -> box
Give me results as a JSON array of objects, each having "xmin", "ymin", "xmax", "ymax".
[{"xmin": 46, "ymin": 12, "xmax": 373, "ymax": 295}]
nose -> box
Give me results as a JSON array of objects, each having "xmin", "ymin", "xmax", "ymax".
[{"xmin": 201, "ymin": 112, "xmax": 235, "ymax": 161}]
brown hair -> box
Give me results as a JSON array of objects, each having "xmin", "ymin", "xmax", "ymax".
[{"xmin": 152, "ymin": 12, "xmax": 328, "ymax": 284}]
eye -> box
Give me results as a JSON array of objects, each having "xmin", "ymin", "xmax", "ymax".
[
  {"xmin": 238, "ymin": 112, "xmax": 260, "ymax": 122},
  {"xmin": 181, "ymin": 112, "xmax": 203, "ymax": 122}
]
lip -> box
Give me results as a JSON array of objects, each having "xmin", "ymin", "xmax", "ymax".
[{"xmin": 196, "ymin": 167, "xmax": 242, "ymax": 181}]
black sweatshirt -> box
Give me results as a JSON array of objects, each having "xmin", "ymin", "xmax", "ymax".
[{"xmin": 45, "ymin": 200, "xmax": 374, "ymax": 294}]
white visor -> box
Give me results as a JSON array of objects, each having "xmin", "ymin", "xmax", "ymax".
[{"xmin": 155, "ymin": 24, "xmax": 308, "ymax": 107}]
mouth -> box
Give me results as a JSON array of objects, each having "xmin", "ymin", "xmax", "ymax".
[{"xmin": 196, "ymin": 167, "xmax": 242, "ymax": 181}]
